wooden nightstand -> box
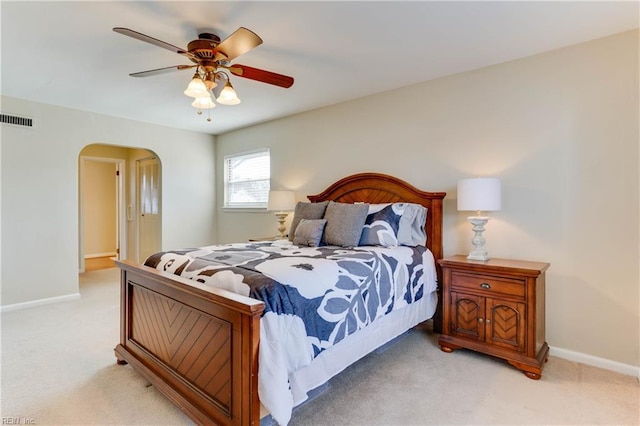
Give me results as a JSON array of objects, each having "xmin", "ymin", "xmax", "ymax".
[{"xmin": 438, "ymin": 255, "xmax": 550, "ymax": 379}]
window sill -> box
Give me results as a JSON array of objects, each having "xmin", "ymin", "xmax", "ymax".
[{"xmin": 222, "ymin": 207, "xmax": 269, "ymax": 213}]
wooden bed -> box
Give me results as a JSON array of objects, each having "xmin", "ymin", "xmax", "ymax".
[{"xmin": 114, "ymin": 172, "xmax": 446, "ymax": 425}]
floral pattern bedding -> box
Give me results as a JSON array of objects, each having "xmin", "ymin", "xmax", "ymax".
[{"xmin": 144, "ymin": 241, "xmax": 437, "ymax": 425}]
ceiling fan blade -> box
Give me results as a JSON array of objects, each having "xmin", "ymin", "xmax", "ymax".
[
  {"xmin": 228, "ymin": 64, "xmax": 294, "ymax": 88},
  {"xmin": 113, "ymin": 27, "xmax": 197, "ymax": 60},
  {"xmin": 130, "ymin": 65, "xmax": 195, "ymax": 78},
  {"xmin": 214, "ymin": 27, "xmax": 263, "ymax": 61}
]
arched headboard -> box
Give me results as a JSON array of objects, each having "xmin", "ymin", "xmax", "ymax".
[{"xmin": 307, "ymin": 172, "xmax": 446, "ymax": 261}]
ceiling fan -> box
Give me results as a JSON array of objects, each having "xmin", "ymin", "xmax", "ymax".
[{"xmin": 113, "ymin": 26, "xmax": 294, "ymax": 121}]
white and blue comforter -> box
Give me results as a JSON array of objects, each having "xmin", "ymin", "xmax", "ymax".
[{"xmin": 145, "ymin": 242, "xmax": 437, "ymax": 425}]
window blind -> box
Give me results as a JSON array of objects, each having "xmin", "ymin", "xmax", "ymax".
[{"xmin": 224, "ymin": 149, "xmax": 270, "ymax": 208}]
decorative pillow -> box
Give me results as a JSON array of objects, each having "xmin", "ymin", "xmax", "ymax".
[
  {"xmin": 322, "ymin": 201, "xmax": 369, "ymax": 248},
  {"xmin": 293, "ymin": 219, "xmax": 327, "ymax": 247},
  {"xmin": 359, "ymin": 204, "xmax": 402, "ymax": 247},
  {"xmin": 288, "ymin": 201, "xmax": 329, "ymax": 241},
  {"xmin": 396, "ymin": 203, "xmax": 428, "ymax": 246}
]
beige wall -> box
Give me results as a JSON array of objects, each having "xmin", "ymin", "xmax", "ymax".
[
  {"xmin": 1, "ymin": 98, "xmax": 216, "ymax": 306},
  {"xmin": 216, "ymin": 30, "xmax": 639, "ymax": 368}
]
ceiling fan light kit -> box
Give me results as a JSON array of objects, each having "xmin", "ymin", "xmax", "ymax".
[
  {"xmin": 113, "ymin": 26, "xmax": 294, "ymax": 123},
  {"xmin": 185, "ymin": 69, "xmax": 239, "ymax": 106}
]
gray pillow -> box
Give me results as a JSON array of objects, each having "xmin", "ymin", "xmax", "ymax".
[
  {"xmin": 322, "ymin": 201, "xmax": 370, "ymax": 247},
  {"xmin": 289, "ymin": 201, "xmax": 329, "ymax": 241},
  {"xmin": 293, "ymin": 219, "xmax": 327, "ymax": 247}
]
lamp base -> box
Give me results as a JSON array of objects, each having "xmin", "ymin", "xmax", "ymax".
[
  {"xmin": 467, "ymin": 251, "xmax": 490, "ymax": 262},
  {"xmin": 274, "ymin": 212, "xmax": 289, "ymax": 239},
  {"xmin": 466, "ymin": 216, "xmax": 490, "ymax": 262}
]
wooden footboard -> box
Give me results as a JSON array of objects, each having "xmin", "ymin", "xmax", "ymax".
[{"xmin": 114, "ymin": 260, "xmax": 264, "ymax": 425}]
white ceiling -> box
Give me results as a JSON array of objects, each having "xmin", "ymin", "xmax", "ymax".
[{"xmin": 1, "ymin": 1, "xmax": 637, "ymax": 135}]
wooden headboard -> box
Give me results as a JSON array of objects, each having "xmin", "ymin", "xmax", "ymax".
[
  {"xmin": 307, "ymin": 172, "xmax": 446, "ymax": 261},
  {"xmin": 308, "ymin": 172, "xmax": 446, "ymax": 332}
]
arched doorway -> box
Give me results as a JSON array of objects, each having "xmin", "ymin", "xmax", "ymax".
[{"xmin": 78, "ymin": 144, "xmax": 162, "ymax": 272}]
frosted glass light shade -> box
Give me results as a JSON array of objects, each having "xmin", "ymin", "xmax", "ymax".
[
  {"xmin": 203, "ymin": 73, "xmax": 218, "ymax": 90},
  {"xmin": 191, "ymin": 96, "xmax": 216, "ymax": 109},
  {"xmin": 216, "ymin": 81, "xmax": 241, "ymax": 105},
  {"xmin": 267, "ymin": 190, "xmax": 296, "ymax": 212},
  {"xmin": 184, "ymin": 76, "xmax": 209, "ymax": 98},
  {"xmin": 457, "ymin": 178, "xmax": 502, "ymax": 213}
]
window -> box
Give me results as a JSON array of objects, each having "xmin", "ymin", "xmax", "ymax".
[{"xmin": 224, "ymin": 149, "xmax": 270, "ymax": 208}]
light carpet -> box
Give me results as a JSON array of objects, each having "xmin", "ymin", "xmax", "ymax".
[{"xmin": 1, "ymin": 268, "xmax": 638, "ymax": 425}]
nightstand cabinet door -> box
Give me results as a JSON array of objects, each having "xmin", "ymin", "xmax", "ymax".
[
  {"xmin": 450, "ymin": 291, "xmax": 485, "ymax": 342},
  {"xmin": 486, "ymin": 298, "xmax": 526, "ymax": 353}
]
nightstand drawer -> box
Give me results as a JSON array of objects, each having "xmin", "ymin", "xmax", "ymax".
[{"xmin": 451, "ymin": 271, "xmax": 525, "ymax": 298}]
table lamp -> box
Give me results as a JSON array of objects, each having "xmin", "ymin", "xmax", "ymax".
[
  {"xmin": 457, "ymin": 177, "xmax": 502, "ymax": 261},
  {"xmin": 267, "ymin": 190, "xmax": 296, "ymax": 239}
]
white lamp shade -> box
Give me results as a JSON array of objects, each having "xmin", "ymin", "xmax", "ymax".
[
  {"xmin": 267, "ymin": 190, "xmax": 296, "ymax": 212},
  {"xmin": 457, "ymin": 177, "xmax": 502, "ymax": 212}
]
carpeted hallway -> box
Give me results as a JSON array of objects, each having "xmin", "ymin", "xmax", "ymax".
[{"xmin": 1, "ymin": 268, "xmax": 638, "ymax": 425}]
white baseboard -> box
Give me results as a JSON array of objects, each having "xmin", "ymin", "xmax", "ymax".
[
  {"xmin": 550, "ymin": 346, "xmax": 639, "ymax": 380},
  {"xmin": 1, "ymin": 293, "xmax": 81, "ymax": 313},
  {"xmin": 85, "ymin": 252, "xmax": 117, "ymax": 259}
]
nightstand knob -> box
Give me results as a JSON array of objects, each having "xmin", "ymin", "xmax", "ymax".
[
  {"xmin": 480, "ymin": 282, "xmax": 491, "ymax": 289},
  {"xmin": 478, "ymin": 318, "xmax": 484, "ymax": 323}
]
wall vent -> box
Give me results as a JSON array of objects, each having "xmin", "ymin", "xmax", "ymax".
[{"xmin": 1, "ymin": 113, "xmax": 34, "ymax": 128}]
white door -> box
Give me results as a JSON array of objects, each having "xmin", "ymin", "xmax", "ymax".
[{"xmin": 137, "ymin": 157, "xmax": 162, "ymax": 262}]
